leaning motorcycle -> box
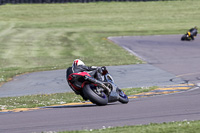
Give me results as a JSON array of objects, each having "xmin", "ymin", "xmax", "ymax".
[
  {"xmin": 181, "ymin": 34, "xmax": 191, "ymax": 41},
  {"xmin": 181, "ymin": 32, "xmax": 194, "ymax": 41},
  {"xmin": 66, "ymin": 67, "xmax": 129, "ymax": 106}
]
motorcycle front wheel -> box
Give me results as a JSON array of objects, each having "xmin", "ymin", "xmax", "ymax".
[
  {"xmin": 118, "ymin": 89, "xmax": 129, "ymax": 104},
  {"xmin": 83, "ymin": 84, "xmax": 108, "ymax": 106}
]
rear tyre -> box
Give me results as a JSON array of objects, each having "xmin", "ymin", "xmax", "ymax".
[
  {"xmin": 181, "ymin": 34, "xmax": 187, "ymax": 41},
  {"xmin": 118, "ymin": 89, "xmax": 129, "ymax": 104},
  {"xmin": 83, "ymin": 84, "xmax": 108, "ymax": 106}
]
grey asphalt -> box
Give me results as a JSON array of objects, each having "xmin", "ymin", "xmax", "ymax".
[
  {"xmin": 1, "ymin": 35, "xmax": 200, "ymax": 133},
  {"xmin": 109, "ymin": 35, "xmax": 200, "ymax": 84},
  {"xmin": 0, "ymin": 87, "xmax": 200, "ymax": 133},
  {"xmin": 0, "ymin": 64, "xmax": 183, "ymax": 97}
]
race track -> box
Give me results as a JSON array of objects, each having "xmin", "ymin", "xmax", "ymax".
[
  {"xmin": 109, "ymin": 35, "xmax": 200, "ymax": 84},
  {"xmin": 0, "ymin": 35, "xmax": 200, "ymax": 133},
  {"xmin": 0, "ymin": 64, "xmax": 183, "ymax": 97}
]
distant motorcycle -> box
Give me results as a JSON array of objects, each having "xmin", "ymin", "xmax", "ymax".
[
  {"xmin": 181, "ymin": 27, "xmax": 198, "ymax": 41},
  {"xmin": 66, "ymin": 67, "xmax": 129, "ymax": 106},
  {"xmin": 181, "ymin": 33, "xmax": 192, "ymax": 41}
]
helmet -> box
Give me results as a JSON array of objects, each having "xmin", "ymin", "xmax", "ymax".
[
  {"xmin": 72, "ymin": 59, "xmax": 85, "ymax": 68},
  {"xmin": 194, "ymin": 26, "xmax": 198, "ymax": 30}
]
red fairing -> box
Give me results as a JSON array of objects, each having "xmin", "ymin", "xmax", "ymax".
[
  {"xmin": 68, "ymin": 81, "xmax": 80, "ymax": 91},
  {"xmin": 81, "ymin": 81, "xmax": 88, "ymax": 88},
  {"xmin": 68, "ymin": 72, "xmax": 91, "ymax": 92},
  {"xmin": 72, "ymin": 72, "xmax": 91, "ymax": 77},
  {"xmin": 68, "ymin": 72, "xmax": 91, "ymax": 81}
]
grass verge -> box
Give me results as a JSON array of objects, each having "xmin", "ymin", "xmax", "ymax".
[
  {"xmin": 0, "ymin": 86, "xmax": 157, "ymax": 111},
  {"xmin": 59, "ymin": 120, "xmax": 200, "ymax": 133}
]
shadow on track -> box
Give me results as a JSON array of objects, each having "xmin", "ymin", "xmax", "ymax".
[{"xmin": 41, "ymin": 102, "xmax": 128, "ymax": 109}]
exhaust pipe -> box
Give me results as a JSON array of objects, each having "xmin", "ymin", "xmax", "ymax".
[{"xmin": 84, "ymin": 76, "xmax": 111, "ymax": 93}]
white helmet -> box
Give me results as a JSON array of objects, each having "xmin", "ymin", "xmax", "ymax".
[{"xmin": 72, "ymin": 59, "xmax": 85, "ymax": 68}]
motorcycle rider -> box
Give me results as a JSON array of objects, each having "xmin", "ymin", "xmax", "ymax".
[
  {"xmin": 187, "ymin": 26, "xmax": 198, "ymax": 40},
  {"xmin": 72, "ymin": 59, "xmax": 103, "ymax": 81},
  {"xmin": 68, "ymin": 59, "xmax": 110, "ymax": 100}
]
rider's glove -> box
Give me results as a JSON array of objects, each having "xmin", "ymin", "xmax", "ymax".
[
  {"xmin": 101, "ymin": 66, "xmax": 107, "ymax": 71},
  {"xmin": 97, "ymin": 67, "xmax": 103, "ymax": 74},
  {"xmin": 101, "ymin": 66, "xmax": 108, "ymax": 75}
]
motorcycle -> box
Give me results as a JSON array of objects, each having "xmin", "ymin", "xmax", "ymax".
[
  {"xmin": 66, "ymin": 67, "xmax": 129, "ymax": 106},
  {"xmin": 181, "ymin": 34, "xmax": 192, "ymax": 41},
  {"xmin": 181, "ymin": 31, "xmax": 197, "ymax": 41}
]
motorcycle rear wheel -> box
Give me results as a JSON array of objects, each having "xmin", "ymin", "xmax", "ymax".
[{"xmin": 83, "ymin": 84, "xmax": 108, "ymax": 106}]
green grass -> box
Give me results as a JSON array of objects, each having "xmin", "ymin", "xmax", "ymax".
[
  {"xmin": 0, "ymin": 0, "xmax": 200, "ymax": 83},
  {"xmin": 0, "ymin": 92, "xmax": 79, "ymax": 110},
  {"xmin": 0, "ymin": 87, "xmax": 156, "ymax": 110},
  {"xmin": 59, "ymin": 120, "xmax": 200, "ymax": 133}
]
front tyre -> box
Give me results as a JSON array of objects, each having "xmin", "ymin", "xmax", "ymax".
[
  {"xmin": 83, "ymin": 84, "xmax": 108, "ymax": 106},
  {"xmin": 118, "ymin": 89, "xmax": 129, "ymax": 104}
]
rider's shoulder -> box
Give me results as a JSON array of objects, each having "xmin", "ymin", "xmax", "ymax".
[{"xmin": 91, "ymin": 66, "xmax": 98, "ymax": 69}]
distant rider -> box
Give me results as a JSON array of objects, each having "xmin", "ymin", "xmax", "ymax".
[{"xmin": 187, "ymin": 26, "xmax": 198, "ymax": 40}]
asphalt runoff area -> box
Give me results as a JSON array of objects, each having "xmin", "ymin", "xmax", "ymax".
[{"xmin": 0, "ymin": 63, "xmax": 183, "ymax": 97}]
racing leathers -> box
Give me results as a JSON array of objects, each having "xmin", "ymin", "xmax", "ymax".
[
  {"xmin": 188, "ymin": 28, "xmax": 198, "ymax": 40},
  {"xmin": 72, "ymin": 65, "xmax": 103, "ymax": 82}
]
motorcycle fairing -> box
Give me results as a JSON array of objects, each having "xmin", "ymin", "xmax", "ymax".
[{"xmin": 68, "ymin": 72, "xmax": 91, "ymax": 92}]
